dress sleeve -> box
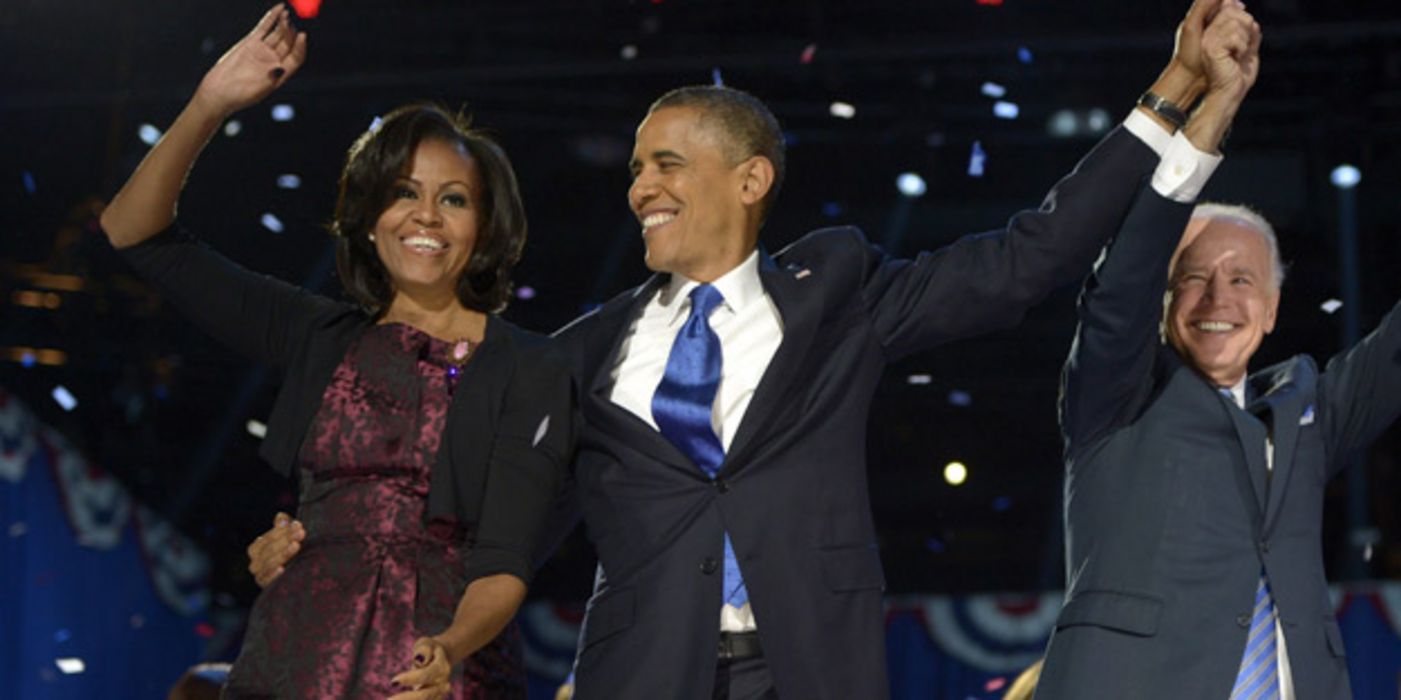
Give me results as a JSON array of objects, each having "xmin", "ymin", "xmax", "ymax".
[{"xmin": 115, "ymin": 223, "xmax": 343, "ymax": 368}]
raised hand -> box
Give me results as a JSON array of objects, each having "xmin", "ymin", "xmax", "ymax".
[
  {"xmin": 388, "ymin": 637, "xmax": 453, "ymax": 700},
  {"xmin": 193, "ymin": 4, "xmax": 308, "ymax": 118},
  {"xmin": 1199, "ymin": 0, "xmax": 1261, "ymax": 100},
  {"xmin": 1170, "ymin": 0, "xmax": 1224, "ymax": 90}
]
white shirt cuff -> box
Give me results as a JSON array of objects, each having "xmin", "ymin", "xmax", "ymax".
[
  {"xmin": 1123, "ymin": 109, "xmax": 1173, "ymax": 158},
  {"xmin": 1151, "ymin": 130, "xmax": 1222, "ymax": 203}
]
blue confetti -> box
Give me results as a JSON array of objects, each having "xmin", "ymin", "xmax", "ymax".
[
  {"xmin": 968, "ymin": 140, "xmax": 987, "ymax": 178},
  {"xmin": 992, "ymin": 496, "xmax": 1012, "ymax": 512},
  {"xmin": 822, "ymin": 201, "xmax": 843, "ymax": 218},
  {"xmin": 711, "ymin": 68, "xmax": 724, "ymax": 87},
  {"xmin": 54, "ymin": 629, "xmax": 71, "ymax": 644},
  {"xmin": 22, "ymin": 171, "xmax": 36, "ymax": 194},
  {"xmin": 1017, "ymin": 46, "xmax": 1034, "ymax": 64}
]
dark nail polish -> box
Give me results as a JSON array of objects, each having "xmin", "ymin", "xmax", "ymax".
[{"xmin": 272, "ymin": 68, "xmax": 286, "ymax": 79}]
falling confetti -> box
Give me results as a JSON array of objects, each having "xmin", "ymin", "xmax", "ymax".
[
  {"xmin": 711, "ymin": 68, "xmax": 724, "ymax": 86},
  {"xmin": 1321, "ymin": 299, "xmax": 1343, "ymax": 314},
  {"xmin": 829, "ymin": 101, "xmax": 856, "ymax": 119},
  {"xmin": 968, "ymin": 140, "xmax": 987, "ymax": 177},
  {"xmin": 800, "ymin": 43, "xmax": 817, "ymax": 64}
]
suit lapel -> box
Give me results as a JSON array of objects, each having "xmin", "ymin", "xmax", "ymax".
[
  {"xmin": 723, "ymin": 253, "xmax": 823, "ymax": 471},
  {"xmin": 1251, "ymin": 359, "xmax": 1312, "ymax": 536},
  {"xmin": 1219, "ymin": 389, "xmax": 1270, "ymax": 518},
  {"xmin": 583, "ymin": 275, "xmax": 695, "ymax": 473}
]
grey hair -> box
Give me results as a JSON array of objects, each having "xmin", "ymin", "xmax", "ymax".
[{"xmin": 1188, "ymin": 202, "xmax": 1286, "ymax": 289}]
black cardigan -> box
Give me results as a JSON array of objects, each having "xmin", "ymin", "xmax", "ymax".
[{"xmin": 118, "ymin": 225, "xmax": 575, "ymax": 585}]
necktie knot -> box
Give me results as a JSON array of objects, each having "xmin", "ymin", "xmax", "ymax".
[{"xmin": 688, "ymin": 283, "xmax": 724, "ymax": 322}]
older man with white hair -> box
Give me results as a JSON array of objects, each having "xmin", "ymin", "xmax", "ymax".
[{"xmin": 1040, "ymin": 195, "xmax": 1401, "ymax": 699}]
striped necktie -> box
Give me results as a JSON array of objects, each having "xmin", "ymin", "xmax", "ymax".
[
  {"xmin": 1230, "ymin": 571, "xmax": 1281, "ymax": 700},
  {"xmin": 651, "ymin": 284, "xmax": 749, "ymax": 608}
]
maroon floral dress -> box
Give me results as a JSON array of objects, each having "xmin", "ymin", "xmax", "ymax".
[{"xmin": 224, "ymin": 323, "xmax": 526, "ymax": 699}]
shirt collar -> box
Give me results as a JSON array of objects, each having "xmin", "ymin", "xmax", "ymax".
[
  {"xmin": 1225, "ymin": 378, "xmax": 1247, "ymax": 409},
  {"xmin": 658, "ymin": 250, "xmax": 764, "ymax": 326}
]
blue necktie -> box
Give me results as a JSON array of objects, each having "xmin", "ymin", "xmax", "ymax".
[
  {"xmin": 1218, "ymin": 387, "xmax": 1282, "ymax": 699},
  {"xmin": 1231, "ymin": 572, "xmax": 1281, "ymax": 700},
  {"xmin": 651, "ymin": 284, "xmax": 748, "ymax": 608}
]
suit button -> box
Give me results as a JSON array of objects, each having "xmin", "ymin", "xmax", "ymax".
[
  {"xmin": 1236, "ymin": 613, "xmax": 1251, "ymax": 628},
  {"xmin": 701, "ymin": 557, "xmax": 718, "ymax": 575},
  {"xmin": 715, "ymin": 478, "xmax": 729, "ymax": 494}
]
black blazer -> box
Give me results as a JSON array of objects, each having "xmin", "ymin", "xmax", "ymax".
[
  {"xmin": 1041, "ymin": 187, "xmax": 1401, "ymax": 699},
  {"xmin": 547, "ymin": 126, "xmax": 1163, "ymax": 700},
  {"xmin": 118, "ymin": 226, "xmax": 575, "ymax": 584}
]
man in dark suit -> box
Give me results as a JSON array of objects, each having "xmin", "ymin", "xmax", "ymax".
[
  {"xmin": 1039, "ymin": 32, "xmax": 1399, "ymax": 700},
  {"xmin": 250, "ymin": 1, "xmax": 1254, "ymax": 696}
]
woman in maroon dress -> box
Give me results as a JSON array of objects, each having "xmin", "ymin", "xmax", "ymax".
[{"xmin": 99, "ymin": 6, "xmax": 573, "ymax": 698}]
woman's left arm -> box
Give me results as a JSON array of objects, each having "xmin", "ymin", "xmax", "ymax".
[{"xmin": 389, "ymin": 574, "xmax": 526, "ymax": 699}]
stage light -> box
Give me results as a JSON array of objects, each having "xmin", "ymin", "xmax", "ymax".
[
  {"xmin": 1086, "ymin": 108, "xmax": 1112, "ymax": 134},
  {"xmin": 1330, "ymin": 164, "xmax": 1360, "ymax": 190},
  {"xmin": 829, "ymin": 101, "xmax": 856, "ymax": 119},
  {"xmin": 55, "ymin": 658, "xmax": 85, "ymax": 675},
  {"xmin": 52, "ymin": 385, "xmax": 77, "ymax": 411},
  {"xmin": 271, "ymin": 104, "xmax": 295, "ymax": 122},
  {"xmin": 906, "ymin": 374, "xmax": 932, "ymax": 385},
  {"xmin": 276, "ymin": 174, "xmax": 302, "ymax": 190},
  {"xmin": 224, "ymin": 120, "xmax": 242, "ymax": 137},
  {"xmin": 943, "ymin": 461, "xmax": 968, "ymax": 486},
  {"xmin": 896, "ymin": 172, "xmax": 927, "ymax": 198},
  {"xmin": 993, "ymin": 101, "xmax": 1019, "ymax": 120},
  {"xmin": 138, "ymin": 124, "xmax": 162, "ymax": 146},
  {"xmin": 980, "ymin": 81, "xmax": 1007, "ymax": 98},
  {"xmin": 260, "ymin": 213, "xmax": 284, "ymax": 233}
]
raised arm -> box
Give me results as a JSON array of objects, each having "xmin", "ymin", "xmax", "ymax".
[
  {"xmin": 100, "ymin": 5, "xmax": 306, "ymax": 247},
  {"xmin": 1319, "ymin": 299, "xmax": 1401, "ymax": 478},
  {"xmin": 1060, "ymin": 1, "xmax": 1260, "ymax": 453}
]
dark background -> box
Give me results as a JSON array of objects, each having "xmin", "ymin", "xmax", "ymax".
[{"xmin": 3, "ymin": 0, "xmax": 1399, "ymax": 618}]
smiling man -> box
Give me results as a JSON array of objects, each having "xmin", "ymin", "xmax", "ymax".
[{"xmin": 1044, "ymin": 181, "xmax": 1401, "ymax": 698}]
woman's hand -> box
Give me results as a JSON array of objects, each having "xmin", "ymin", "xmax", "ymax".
[
  {"xmin": 192, "ymin": 4, "xmax": 308, "ymax": 119},
  {"xmin": 388, "ymin": 637, "xmax": 453, "ymax": 700}
]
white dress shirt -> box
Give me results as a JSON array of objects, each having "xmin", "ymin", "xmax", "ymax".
[{"xmin": 1225, "ymin": 379, "xmax": 1296, "ymax": 700}]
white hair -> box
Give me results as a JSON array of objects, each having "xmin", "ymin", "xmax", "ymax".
[{"xmin": 1188, "ymin": 202, "xmax": 1286, "ymax": 289}]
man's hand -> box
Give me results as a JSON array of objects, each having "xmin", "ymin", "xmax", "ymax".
[
  {"xmin": 247, "ymin": 511, "xmax": 304, "ymax": 588},
  {"xmin": 1184, "ymin": 0, "xmax": 1261, "ymax": 153},
  {"xmin": 388, "ymin": 637, "xmax": 453, "ymax": 700}
]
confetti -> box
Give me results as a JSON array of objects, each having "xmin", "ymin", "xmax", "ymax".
[
  {"xmin": 22, "ymin": 171, "xmax": 36, "ymax": 194},
  {"xmin": 224, "ymin": 120, "xmax": 242, "ymax": 137},
  {"xmin": 986, "ymin": 677, "xmax": 1008, "ymax": 692},
  {"xmin": 1017, "ymin": 46, "xmax": 1034, "ymax": 64},
  {"xmin": 52, "ymin": 385, "xmax": 77, "ymax": 411},
  {"xmin": 138, "ymin": 124, "xmax": 162, "ymax": 146},
  {"xmin": 800, "ymin": 43, "xmax": 817, "ymax": 64},
  {"xmin": 907, "ymin": 374, "xmax": 932, "ymax": 385},
  {"xmin": 829, "ymin": 101, "xmax": 856, "ymax": 119},
  {"xmin": 711, "ymin": 68, "xmax": 724, "ymax": 87},
  {"xmin": 8, "ymin": 522, "xmax": 27, "ymax": 537},
  {"xmin": 1320, "ymin": 299, "xmax": 1343, "ymax": 314},
  {"xmin": 620, "ymin": 44, "xmax": 639, "ymax": 61},
  {"xmin": 515, "ymin": 285, "xmax": 537, "ymax": 300},
  {"xmin": 948, "ymin": 390, "xmax": 972, "ymax": 407},
  {"xmin": 246, "ymin": 420, "xmax": 268, "ymax": 438},
  {"xmin": 967, "ymin": 140, "xmax": 987, "ymax": 177},
  {"xmin": 276, "ymin": 174, "xmax": 302, "ymax": 190},
  {"xmin": 55, "ymin": 658, "xmax": 85, "ymax": 675},
  {"xmin": 980, "ymin": 81, "xmax": 1006, "ymax": 98},
  {"xmin": 993, "ymin": 101, "xmax": 1020, "ymax": 119},
  {"xmin": 271, "ymin": 104, "xmax": 295, "ymax": 122},
  {"xmin": 260, "ymin": 213, "xmax": 284, "ymax": 233}
]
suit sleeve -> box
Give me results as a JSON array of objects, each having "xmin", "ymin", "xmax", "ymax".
[
  {"xmin": 861, "ymin": 126, "xmax": 1158, "ymax": 361},
  {"xmin": 465, "ymin": 347, "xmax": 578, "ymax": 585},
  {"xmin": 115, "ymin": 223, "xmax": 342, "ymax": 368},
  {"xmin": 1318, "ymin": 299, "xmax": 1401, "ymax": 478},
  {"xmin": 1058, "ymin": 187, "xmax": 1194, "ymax": 456}
]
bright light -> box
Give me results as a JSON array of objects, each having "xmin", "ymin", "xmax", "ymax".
[
  {"xmin": 52, "ymin": 385, "xmax": 77, "ymax": 412},
  {"xmin": 829, "ymin": 101, "xmax": 856, "ymax": 119},
  {"xmin": 1048, "ymin": 110, "xmax": 1078, "ymax": 138},
  {"xmin": 276, "ymin": 174, "xmax": 302, "ymax": 190},
  {"xmin": 1321, "ymin": 299, "xmax": 1343, "ymax": 314},
  {"xmin": 906, "ymin": 374, "xmax": 932, "ymax": 385},
  {"xmin": 1086, "ymin": 108, "xmax": 1112, "ymax": 134},
  {"xmin": 260, "ymin": 213, "xmax": 284, "ymax": 233},
  {"xmin": 943, "ymin": 461, "xmax": 968, "ymax": 486},
  {"xmin": 55, "ymin": 658, "xmax": 85, "ymax": 675},
  {"xmin": 271, "ymin": 104, "xmax": 295, "ymax": 122},
  {"xmin": 138, "ymin": 124, "xmax": 162, "ymax": 146},
  {"xmin": 896, "ymin": 172, "xmax": 927, "ymax": 198},
  {"xmin": 1330, "ymin": 164, "xmax": 1361, "ymax": 190},
  {"xmin": 993, "ymin": 101, "xmax": 1020, "ymax": 120},
  {"xmin": 224, "ymin": 120, "xmax": 242, "ymax": 137},
  {"xmin": 246, "ymin": 419, "xmax": 268, "ymax": 439},
  {"xmin": 980, "ymin": 81, "xmax": 1007, "ymax": 99}
]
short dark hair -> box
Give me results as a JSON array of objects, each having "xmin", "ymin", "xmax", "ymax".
[
  {"xmin": 330, "ymin": 103, "xmax": 526, "ymax": 314},
  {"xmin": 648, "ymin": 85, "xmax": 786, "ymax": 219}
]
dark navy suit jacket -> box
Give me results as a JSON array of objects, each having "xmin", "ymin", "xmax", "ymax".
[
  {"xmin": 1040, "ymin": 187, "xmax": 1401, "ymax": 699},
  {"xmin": 545, "ymin": 126, "xmax": 1165, "ymax": 700}
]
